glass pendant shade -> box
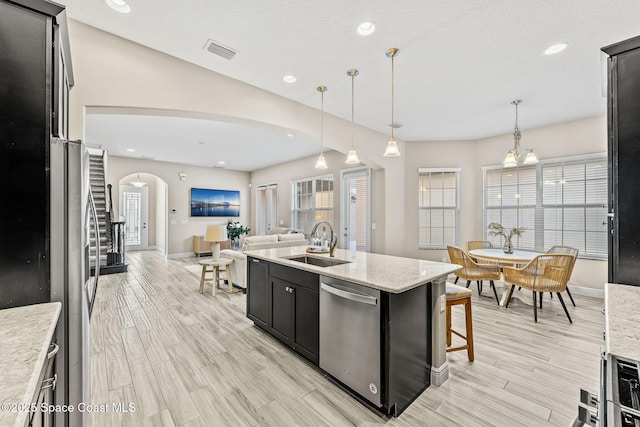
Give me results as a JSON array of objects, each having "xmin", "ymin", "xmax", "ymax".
[
  {"xmin": 523, "ymin": 149, "xmax": 539, "ymax": 165},
  {"xmin": 503, "ymin": 151, "xmax": 518, "ymax": 168},
  {"xmin": 384, "ymin": 138, "xmax": 401, "ymax": 157},
  {"xmin": 315, "ymin": 153, "xmax": 328, "ymax": 169},
  {"xmin": 345, "ymin": 148, "xmax": 360, "ymax": 164}
]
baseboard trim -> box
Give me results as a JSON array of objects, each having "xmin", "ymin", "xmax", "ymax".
[
  {"xmin": 567, "ymin": 285, "xmax": 604, "ymax": 299},
  {"xmin": 167, "ymin": 252, "xmax": 195, "ymax": 259},
  {"xmin": 431, "ymin": 363, "xmax": 449, "ymax": 386}
]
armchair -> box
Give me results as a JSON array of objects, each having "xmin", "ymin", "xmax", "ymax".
[
  {"xmin": 447, "ymin": 246, "xmax": 501, "ymax": 304},
  {"xmin": 503, "ymin": 253, "xmax": 574, "ymax": 323}
]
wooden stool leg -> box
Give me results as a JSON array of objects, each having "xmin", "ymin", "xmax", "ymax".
[
  {"xmin": 211, "ymin": 266, "xmax": 217, "ymax": 297},
  {"xmin": 464, "ymin": 297, "xmax": 474, "ymax": 362},
  {"xmin": 199, "ymin": 265, "xmax": 206, "ymax": 293},
  {"xmin": 226, "ymin": 268, "xmax": 234, "ymax": 292},
  {"xmin": 446, "ymin": 304, "xmax": 452, "ymax": 347}
]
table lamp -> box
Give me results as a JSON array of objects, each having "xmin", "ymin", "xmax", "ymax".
[{"xmin": 205, "ymin": 224, "xmax": 228, "ymax": 261}]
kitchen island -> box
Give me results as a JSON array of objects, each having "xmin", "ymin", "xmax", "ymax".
[{"xmin": 244, "ymin": 245, "xmax": 460, "ymax": 417}]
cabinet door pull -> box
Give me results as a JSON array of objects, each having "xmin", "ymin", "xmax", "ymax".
[{"xmin": 47, "ymin": 343, "xmax": 59, "ymax": 359}]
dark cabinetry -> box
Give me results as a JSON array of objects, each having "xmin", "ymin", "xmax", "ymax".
[
  {"xmin": 246, "ymin": 259, "xmax": 319, "ymax": 364},
  {"xmin": 0, "ymin": 0, "xmax": 72, "ymax": 310},
  {"xmin": 270, "ymin": 264, "xmax": 319, "ymax": 364},
  {"xmin": 247, "ymin": 257, "xmax": 269, "ymax": 329},
  {"xmin": 603, "ymin": 36, "xmax": 640, "ymax": 286}
]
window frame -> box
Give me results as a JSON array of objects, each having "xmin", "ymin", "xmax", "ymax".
[
  {"xmin": 482, "ymin": 153, "xmax": 608, "ymax": 260},
  {"xmin": 418, "ymin": 167, "xmax": 461, "ymax": 250},
  {"xmin": 290, "ymin": 174, "xmax": 334, "ymax": 234}
]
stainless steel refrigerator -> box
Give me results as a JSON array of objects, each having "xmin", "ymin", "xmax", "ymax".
[{"xmin": 0, "ymin": 0, "xmax": 98, "ymax": 425}]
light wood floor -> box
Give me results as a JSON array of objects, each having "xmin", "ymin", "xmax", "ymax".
[{"xmin": 88, "ymin": 251, "xmax": 604, "ymax": 427}]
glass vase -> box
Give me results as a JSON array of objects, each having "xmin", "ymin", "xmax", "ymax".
[{"xmin": 503, "ymin": 235, "xmax": 514, "ymax": 254}]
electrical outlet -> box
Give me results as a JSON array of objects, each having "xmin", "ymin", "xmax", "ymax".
[
  {"xmin": 170, "ymin": 220, "xmax": 176, "ymax": 225},
  {"xmin": 442, "ymin": 257, "xmax": 447, "ymax": 263},
  {"xmin": 180, "ymin": 219, "xmax": 188, "ymax": 225},
  {"xmin": 371, "ymin": 223, "xmax": 376, "ymax": 230},
  {"xmin": 440, "ymin": 294, "xmax": 446, "ymax": 313},
  {"xmin": 280, "ymin": 220, "xmax": 284, "ymax": 225}
]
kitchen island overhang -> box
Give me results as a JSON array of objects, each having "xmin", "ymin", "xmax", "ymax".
[{"xmin": 244, "ymin": 245, "xmax": 460, "ymax": 417}]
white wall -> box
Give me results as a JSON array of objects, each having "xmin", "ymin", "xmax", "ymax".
[{"xmin": 106, "ymin": 156, "xmax": 250, "ymax": 256}]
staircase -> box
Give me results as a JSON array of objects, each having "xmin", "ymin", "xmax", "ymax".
[
  {"xmin": 88, "ymin": 152, "xmax": 127, "ymax": 275},
  {"xmin": 89, "ymin": 154, "xmax": 109, "ymax": 269}
]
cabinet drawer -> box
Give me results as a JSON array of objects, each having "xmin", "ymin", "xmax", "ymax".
[{"xmin": 270, "ymin": 263, "xmax": 319, "ymax": 292}]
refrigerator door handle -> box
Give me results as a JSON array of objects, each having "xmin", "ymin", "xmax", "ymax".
[{"xmin": 88, "ymin": 187, "xmax": 100, "ymax": 317}]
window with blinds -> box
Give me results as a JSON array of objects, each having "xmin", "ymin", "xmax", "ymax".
[
  {"xmin": 484, "ymin": 166, "xmax": 536, "ymax": 250},
  {"xmin": 291, "ymin": 175, "xmax": 334, "ymax": 234},
  {"xmin": 418, "ymin": 168, "xmax": 460, "ymax": 249},
  {"xmin": 483, "ymin": 153, "xmax": 607, "ymax": 259}
]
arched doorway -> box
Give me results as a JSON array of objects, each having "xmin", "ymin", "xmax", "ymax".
[{"xmin": 118, "ymin": 173, "xmax": 169, "ymax": 257}]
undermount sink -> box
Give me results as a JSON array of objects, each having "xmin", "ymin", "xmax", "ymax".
[{"xmin": 283, "ymin": 255, "xmax": 352, "ymax": 268}]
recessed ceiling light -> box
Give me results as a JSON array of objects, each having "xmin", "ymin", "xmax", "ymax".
[
  {"xmin": 105, "ymin": 0, "xmax": 131, "ymax": 13},
  {"xmin": 126, "ymin": 148, "xmax": 136, "ymax": 152},
  {"xmin": 357, "ymin": 22, "xmax": 375, "ymax": 36},
  {"xmin": 218, "ymin": 161, "xmax": 226, "ymax": 165},
  {"xmin": 287, "ymin": 133, "xmax": 294, "ymax": 137},
  {"xmin": 282, "ymin": 75, "xmax": 297, "ymax": 83},
  {"xmin": 198, "ymin": 141, "xmax": 205, "ymax": 145},
  {"xmin": 544, "ymin": 43, "xmax": 568, "ymax": 55}
]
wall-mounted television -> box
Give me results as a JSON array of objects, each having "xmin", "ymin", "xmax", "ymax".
[{"xmin": 190, "ymin": 188, "xmax": 240, "ymax": 217}]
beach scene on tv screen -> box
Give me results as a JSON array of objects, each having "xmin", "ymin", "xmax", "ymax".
[{"xmin": 190, "ymin": 188, "xmax": 240, "ymax": 217}]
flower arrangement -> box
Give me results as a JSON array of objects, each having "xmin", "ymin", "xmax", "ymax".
[
  {"xmin": 487, "ymin": 223, "xmax": 525, "ymax": 254},
  {"xmin": 226, "ymin": 221, "xmax": 251, "ymax": 242}
]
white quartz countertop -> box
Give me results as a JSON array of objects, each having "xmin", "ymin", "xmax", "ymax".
[
  {"xmin": 0, "ymin": 302, "xmax": 61, "ymax": 427},
  {"xmin": 605, "ymin": 283, "xmax": 640, "ymax": 361},
  {"xmin": 244, "ymin": 246, "xmax": 461, "ymax": 293}
]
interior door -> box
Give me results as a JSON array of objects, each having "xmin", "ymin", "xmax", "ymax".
[
  {"xmin": 341, "ymin": 168, "xmax": 370, "ymax": 251},
  {"xmin": 257, "ymin": 184, "xmax": 278, "ymax": 235},
  {"xmin": 120, "ymin": 185, "xmax": 149, "ymax": 250}
]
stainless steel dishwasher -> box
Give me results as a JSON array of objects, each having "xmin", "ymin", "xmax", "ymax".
[{"xmin": 319, "ymin": 275, "xmax": 382, "ymax": 407}]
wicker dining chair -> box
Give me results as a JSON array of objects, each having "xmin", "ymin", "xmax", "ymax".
[
  {"xmin": 546, "ymin": 245, "xmax": 579, "ymax": 306},
  {"xmin": 503, "ymin": 253, "xmax": 574, "ymax": 323},
  {"xmin": 466, "ymin": 240, "xmax": 494, "ymax": 251},
  {"xmin": 447, "ymin": 246, "xmax": 502, "ymax": 304}
]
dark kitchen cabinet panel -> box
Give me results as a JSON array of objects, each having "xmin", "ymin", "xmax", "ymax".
[
  {"xmin": 603, "ymin": 35, "xmax": 640, "ymax": 285},
  {"xmin": 269, "ymin": 277, "xmax": 293, "ymax": 345},
  {"xmin": 292, "ymin": 284, "xmax": 319, "ymax": 363},
  {"xmin": 247, "ymin": 257, "xmax": 269, "ymax": 328}
]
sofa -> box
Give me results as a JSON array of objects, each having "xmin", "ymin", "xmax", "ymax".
[{"xmin": 220, "ymin": 232, "xmax": 307, "ymax": 290}]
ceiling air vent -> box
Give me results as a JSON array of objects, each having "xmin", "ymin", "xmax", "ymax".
[{"xmin": 204, "ymin": 39, "xmax": 237, "ymax": 60}]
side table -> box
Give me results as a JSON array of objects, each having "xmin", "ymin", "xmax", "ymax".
[{"xmin": 198, "ymin": 258, "xmax": 235, "ymax": 297}]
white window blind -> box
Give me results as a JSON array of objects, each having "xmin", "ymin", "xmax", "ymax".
[
  {"xmin": 291, "ymin": 175, "xmax": 334, "ymax": 234},
  {"xmin": 541, "ymin": 157, "xmax": 608, "ymax": 258},
  {"xmin": 484, "ymin": 166, "xmax": 536, "ymax": 250},
  {"xmin": 418, "ymin": 169, "xmax": 460, "ymax": 249},
  {"xmin": 483, "ymin": 153, "xmax": 607, "ymax": 258}
]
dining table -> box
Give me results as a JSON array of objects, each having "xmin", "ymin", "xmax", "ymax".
[{"xmin": 468, "ymin": 248, "xmax": 542, "ymax": 306}]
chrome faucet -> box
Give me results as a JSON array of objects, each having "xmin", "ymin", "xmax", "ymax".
[{"xmin": 311, "ymin": 221, "xmax": 337, "ymax": 257}]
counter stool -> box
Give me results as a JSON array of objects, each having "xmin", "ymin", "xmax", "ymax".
[
  {"xmin": 446, "ymin": 283, "xmax": 474, "ymax": 362},
  {"xmin": 198, "ymin": 258, "xmax": 234, "ymax": 297}
]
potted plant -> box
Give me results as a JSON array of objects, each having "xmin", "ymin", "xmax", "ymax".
[
  {"xmin": 226, "ymin": 221, "xmax": 251, "ymax": 250},
  {"xmin": 487, "ymin": 223, "xmax": 525, "ymax": 254}
]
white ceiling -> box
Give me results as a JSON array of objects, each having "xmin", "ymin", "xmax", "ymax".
[
  {"xmin": 84, "ymin": 114, "xmax": 320, "ymax": 171},
  {"xmin": 59, "ymin": 0, "xmax": 640, "ymax": 170}
]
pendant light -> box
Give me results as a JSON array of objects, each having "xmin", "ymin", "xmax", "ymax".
[
  {"xmin": 315, "ymin": 86, "xmax": 328, "ymax": 169},
  {"xmin": 130, "ymin": 174, "xmax": 146, "ymax": 187},
  {"xmin": 384, "ymin": 48, "xmax": 401, "ymax": 157},
  {"xmin": 345, "ymin": 69, "xmax": 361, "ymax": 164},
  {"xmin": 503, "ymin": 99, "xmax": 538, "ymax": 168}
]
